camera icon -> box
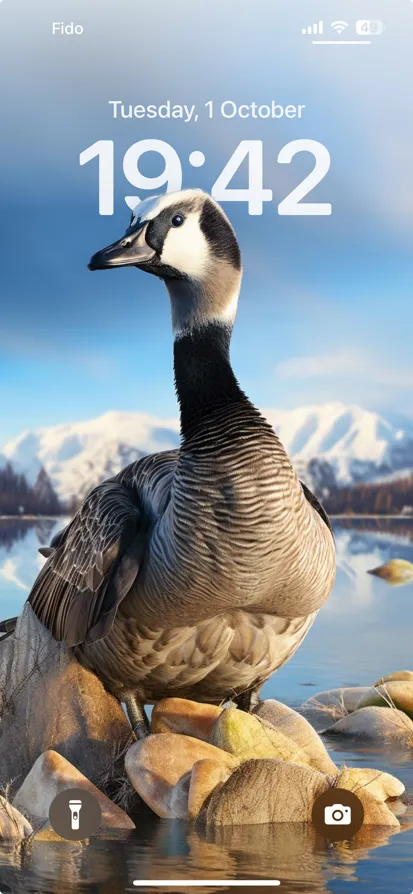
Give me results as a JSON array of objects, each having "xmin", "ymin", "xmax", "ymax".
[{"xmin": 324, "ymin": 804, "xmax": 352, "ymax": 825}]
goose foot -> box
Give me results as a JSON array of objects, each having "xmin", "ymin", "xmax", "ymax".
[
  {"xmin": 234, "ymin": 685, "xmax": 262, "ymax": 714},
  {"xmin": 124, "ymin": 694, "xmax": 151, "ymax": 739}
]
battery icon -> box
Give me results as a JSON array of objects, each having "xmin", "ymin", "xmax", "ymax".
[{"xmin": 356, "ymin": 20, "xmax": 385, "ymax": 36}]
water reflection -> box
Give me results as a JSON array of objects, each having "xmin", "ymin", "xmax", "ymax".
[
  {"xmin": 0, "ymin": 518, "xmax": 67, "ymax": 618},
  {"xmin": 1, "ymin": 816, "xmax": 412, "ymax": 894},
  {"xmin": 264, "ymin": 519, "xmax": 413, "ymax": 705}
]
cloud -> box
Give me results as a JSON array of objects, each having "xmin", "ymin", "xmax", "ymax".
[
  {"xmin": 275, "ymin": 350, "xmax": 413, "ymax": 391},
  {"xmin": 275, "ymin": 351, "xmax": 361, "ymax": 380},
  {"xmin": 0, "ymin": 558, "xmax": 29, "ymax": 592}
]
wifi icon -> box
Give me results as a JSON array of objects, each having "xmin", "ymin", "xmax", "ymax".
[{"xmin": 331, "ymin": 20, "xmax": 349, "ymax": 35}]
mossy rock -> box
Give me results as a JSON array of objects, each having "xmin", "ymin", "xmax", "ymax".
[
  {"xmin": 254, "ymin": 699, "xmax": 337, "ymax": 774},
  {"xmin": 374, "ymin": 671, "xmax": 413, "ymax": 686},
  {"xmin": 368, "ymin": 559, "xmax": 413, "ymax": 585},
  {"xmin": 211, "ymin": 706, "xmax": 311, "ymax": 766},
  {"xmin": 355, "ymin": 682, "xmax": 413, "ymax": 719}
]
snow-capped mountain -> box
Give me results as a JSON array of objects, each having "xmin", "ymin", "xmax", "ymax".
[
  {"xmin": 0, "ymin": 412, "xmax": 180, "ymax": 503},
  {"xmin": 1, "ymin": 403, "xmax": 412, "ymax": 504},
  {"xmin": 264, "ymin": 403, "xmax": 413, "ymax": 491}
]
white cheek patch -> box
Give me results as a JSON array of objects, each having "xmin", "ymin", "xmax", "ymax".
[
  {"xmin": 217, "ymin": 290, "xmax": 239, "ymax": 325},
  {"xmin": 161, "ymin": 213, "xmax": 210, "ymax": 278}
]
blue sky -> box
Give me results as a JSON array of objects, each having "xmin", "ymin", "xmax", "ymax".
[{"xmin": 0, "ymin": 0, "xmax": 412, "ymax": 443}]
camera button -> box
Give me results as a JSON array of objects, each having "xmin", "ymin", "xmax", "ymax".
[{"xmin": 312, "ymin": 787, "xmax": 364, "ymax": 841}]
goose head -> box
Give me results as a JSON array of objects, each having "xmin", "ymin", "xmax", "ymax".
[{"xmin": 88, "ymin": 189, "xmax": 242, "ymax": 336}]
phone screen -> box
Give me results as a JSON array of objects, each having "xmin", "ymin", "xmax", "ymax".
[{"xmin": 1, "ymin": 2, "xmax": 413, "ymax": 893}]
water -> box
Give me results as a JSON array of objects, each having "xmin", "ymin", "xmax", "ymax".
[{"xmin": 1, "ymin": 517, "xmax": 413, "ymax": 894}]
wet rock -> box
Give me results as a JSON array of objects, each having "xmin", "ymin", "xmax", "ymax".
[
  {"xmin": 324, "ymin": 706, "xmax": 413, "ymax": 743},
  {"xmin": 0, "ymin": 604, "xmax": 134, "ymax": 795},
  {"xmin": 336, "ymin": 767, "xmax": 405, "ymax": 802},
  {"xmin": 302, "ymin": 687, "xmax": 371, "ymax": 719},
  {"xmin": 197, "ymin": 758, "xmax": 330, "ymax": 827},
  {"xmin": 152, "ymin": 698, "xmax": 223, "ymax": 742},
  {"xmin": 197, "ymin": 757, "xmax": 400, "ymax": 829},
  {"xmin": 254, "ymin": 699, "xmax": 337, "ymax": 775},
  {"xmin": 347, "ymin": 786, "xmax": 400, "ymax": 828},
  {"xmin": 374, "ymin": 671, "xmax": 413, "ymax": 685},
  {"xmin": 168, "ymin": 771, "xmax": 193, "ymax": 820},
  {"xmin": 0, "ymin": 796, "xmax": 33, "ymax": 841},
  {"xmin": 355, "ymin": 682, "xmax": 413, "ymax": 719},
  {"xmin": 368, "ymin": 558, "xmax": 413, "ymax": 585},
  {"xmin": 125, "ymin": 733, "xmax": 238, "ymax": 819},
  {"xmin": 13, "ymin": 750, "xmax": 135, "ymax": 832},
  {"xmin": 159, "ymin": 759, "xmax": 232, "ymax": 821}
]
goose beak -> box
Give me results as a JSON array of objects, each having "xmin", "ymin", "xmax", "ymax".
[{"xmin": 88, "ymin": 222, "xmax": 156, "ymax": 270}]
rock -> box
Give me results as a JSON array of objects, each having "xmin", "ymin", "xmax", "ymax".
[
  {"xmin": 0, "ymin": 796, "xmax": 33, "ymax": 841},
  {"xmin": 125, "ymin": 733, "xmax": 238, "ymax": 819},
  {"xmin": 197, "ymin": 758, "xmax": 330, "ymax": 826},
  {"xmin": 168, "ymin": 771, "xmax": 193, "ymax": 820},
  {"xmin": 355, "ymin": 682, "xmax": 413, "ymax": 719},
  {"xmin": 211, "ymin": 706, "xmax": 312, "ymax": 764},
  {"xmin": 152, "ymin": 698, "xmax": 223, "ymax": 742},
  {"xmin": 347, "ymin": 786, "xmax": 400, "ymax": 828},
  {"xmin": 159, "ymin": 759, "xmax": 232, "ymax": 821},
  {"xmin": 375, "ymin": 671, "xmax": 413, "ymax": 685},
  {"xmin": 0, "ymin": 604, "xmax": 134, "ymax": 795},
  {"xmin": 336, "ymin": 767, "xmax": 405, "ymax": 802},
  {"xmin": 211, "ymin": 705, "xmax": 336, "ymax": 775},
  {"xmin": 368, "ymin": 558, "xmax": 413, "ymax": 585},
  {"xmin": 302, "ymin": 687, "xmax": 371, "ymax": 719},
  {"xmin": 324, "ymin": 706, "xmax": 413, "ymax": 743},
  {"xmin": 254, "ymin": 699, "xmax": 337, "ymax": 775},
  {"xmin": 13, "ymin": 750, "xmax": 135, "ymax": 832},
  {"xmin": 197, "ymin": 755, "xmax": 400, "ymax": 829},
  {"xmin": 188, "ymin": 760, "xmax": 232, "ymax": 819}
]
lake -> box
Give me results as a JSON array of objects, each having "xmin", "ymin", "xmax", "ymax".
[{"xmin": 0, "ymin": 517, "xmax": 413, "ymax": 894}]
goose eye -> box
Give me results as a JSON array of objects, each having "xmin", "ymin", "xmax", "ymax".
[{"xmin": 171, "ymin": 214, "xmax": 185, "ymax": 228}]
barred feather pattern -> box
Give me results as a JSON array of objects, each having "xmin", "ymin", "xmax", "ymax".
[{"xmin": 76, "ymin": 401, "xmax": 335, "ymax": 701}]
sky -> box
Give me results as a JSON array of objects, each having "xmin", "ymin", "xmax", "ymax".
[{"xmin": 0, "ymin": 0, "xmax": 412, "ymax": 444}]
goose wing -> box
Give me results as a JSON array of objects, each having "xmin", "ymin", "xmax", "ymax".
[
  {"xmin": 300, "ymin": 481, "xmax": 333, "ymax": 535},
  {"xmin": 29, "ymin": 479, "xmax": 145, "ymax": 648}
]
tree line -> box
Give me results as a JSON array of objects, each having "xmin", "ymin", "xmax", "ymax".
[
  {"xmin": 0, "ymin": 464, "xmax": 63, "ymax": 516},
  {"xmin": 323, "ymin": 474, "xmax": 413, "ymax": 516}
]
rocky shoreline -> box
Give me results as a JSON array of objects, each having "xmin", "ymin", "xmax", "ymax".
[{"xmin": 1, "ymin": 605, "xmax": 412, "ymax": 844}]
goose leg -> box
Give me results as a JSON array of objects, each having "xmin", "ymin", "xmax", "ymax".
[
  {"xmin": 124, "ymin": 694, "xmax": 151, "ymax": 739},
  {"xmin": 234, "ymin": 685, "xmax": 262, "ymax": 714}
]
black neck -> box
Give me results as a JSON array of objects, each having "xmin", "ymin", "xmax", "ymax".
[{"xmin": 174, "ymin": 322, "xmax": 247, "ymax": 439}]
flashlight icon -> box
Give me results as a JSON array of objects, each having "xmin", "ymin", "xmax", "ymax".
[{"xmin": 68, "ymin": 799, "xmax": 82, "ymax": 831}]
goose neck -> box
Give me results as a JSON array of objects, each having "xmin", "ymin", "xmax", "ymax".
[{"xmin": 173, "ymin": 321, "xmax": 246, "ymax": 439}]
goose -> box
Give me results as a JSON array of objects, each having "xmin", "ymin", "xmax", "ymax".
[{"xmin": 27, "ymin": 189, "xmax": 336, "ymax": 737}]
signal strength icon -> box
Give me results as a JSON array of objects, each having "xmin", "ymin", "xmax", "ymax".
[
  {"xmin": 302, "ymin": 21, "xmax": 324, "ymax": 35},
  {"xmin": 331, "ymin": 21, "xmax": 349, "ymax": 34}
]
